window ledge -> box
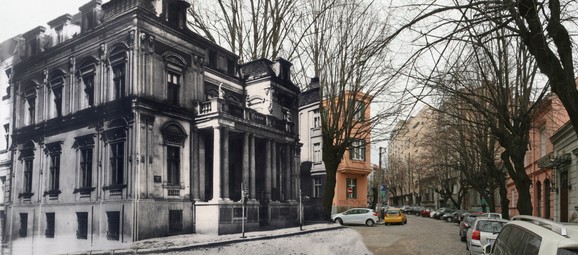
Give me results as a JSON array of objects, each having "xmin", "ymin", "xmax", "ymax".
[
  {"xmin": 18, "ymin": 192, "xmax": 34, "ymax": 199},
  {"xmin": 43, "ymin": 190, "xmax": 62, "ymax": 197},
  {"xmin": 74, "ymin": 187, "xmax": 96, "ymax": 195},
  {"xmin": 102, "ymin": 184, "xmax": 127, "ymax": 191}
]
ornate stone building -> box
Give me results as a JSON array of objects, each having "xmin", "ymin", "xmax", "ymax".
[{"xmin": 6, "ymin": 0, "xmax": 300, "ymax": 250}]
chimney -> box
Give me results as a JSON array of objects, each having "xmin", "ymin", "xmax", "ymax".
[
  {"xmin": 48, "ymin": 14, "xmax": 73, "ymax": 44},
  {"xmin": 79, "ymin": 0, "xmax": 103, "ymax": 33},
  {"xmin": 163, "ymin": 0, "xmax": 191, "ymax": 29},
  {"xmin": 309, "ymin": 77, "xmax": 320, "ymax": 89},
  {"xmin": 22, "ymin": 26, "xmax": 46, "ymax": 57}
]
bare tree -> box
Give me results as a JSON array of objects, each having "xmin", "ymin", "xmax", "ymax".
[{"xmin": 386, "ymin": 0, "xmax": 578, "ymax": 215}]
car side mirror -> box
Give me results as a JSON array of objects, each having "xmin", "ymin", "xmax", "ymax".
[{"xmin": 482, "ymin": 243, "xmax": 492, "ymax": 255}]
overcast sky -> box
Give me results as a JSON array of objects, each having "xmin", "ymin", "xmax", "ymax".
[{"xmin": 0, "ymin": 0, "xmax": 105, "ymax": 42}]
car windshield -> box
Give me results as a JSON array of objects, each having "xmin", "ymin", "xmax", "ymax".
[{"xmin": 477, "ymin": 221, "xmax": 506, "ymax": 233}]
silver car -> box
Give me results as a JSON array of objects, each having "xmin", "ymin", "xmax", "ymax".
[
  {"xmin": 466, "ymin": 217, "xmax": 509, "ymax": 255},
  {"xmin": 331, "ymin": 208, "xmax": 379, "ymax": 227}
]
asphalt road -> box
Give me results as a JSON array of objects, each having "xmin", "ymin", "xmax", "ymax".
[{"xmin": 350, "ymin": 214, "xmax": 469, "ymax": 255}]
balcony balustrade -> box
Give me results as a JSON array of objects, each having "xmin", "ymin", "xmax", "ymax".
[{"xmin": 196, "ymin": 98, "xmax": 294, "ymax": 134}]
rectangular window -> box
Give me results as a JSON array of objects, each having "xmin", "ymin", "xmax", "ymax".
[
  {"xmin": 106, "ymin": 211, "xmax": 120, "ymax": 241},
  {"xmin": 354, "ymin": 100, "xmax": 365, "ymax": 121},
  {"xmin": 80, "ymin": 148, "xmax": 93, "ymax": 187},
  {"xmin": 167, "ymin": 72, "xmax": 180, "ymax": 105},
  {"xmin": 53, "ymin": 87, "xmax": 63, "ymax": 117},
  {"xmin": 540, "ymin": 128, "xmax": 547, "ymax": 157},
  {"xmin": 45, "ymin": 213, "xmax": 55, "ymax": 238},
  {"xmin": 313, "ymin": 177, "xmax": 322, "ymax": 198},
  {"xmin": 24, "ymin": 159, "xmax": 33, "ymax": 193},
  {"xmin": 82, "ymin": 74, "xmax": 95, "ymax": 107},
  {"xmin": 168, "ymin": 210, "xmax": 183, "ymax": 234},
  {"xmin": 76, "ymin": 212, "xmax": 88, "ymax": 239},
  {"xmin": 313, "ymin": 115, "xmax": 321, "ymax": 128},
  {"xmin": 346, "ymin": 178, "xmax": 357, "ymax": 199},
  {"xmin": 167, "ymin": 146, "xmax": 181, "ymax": 185},
  {"xmin": 313, "ymin": 143, "xmax": 321, "ymax": 163},
  {"xmin": 49, "ymin": 154, "xmax": 60, "ymax": 191},
  {"xmin": 350, "ymin": 139, "xmax": 366, "ymax": 161},
  {"xmin": 110, "ymin": 142, "xmax": 124, "ymax": 185},
  {"xmin": 113, "ymin": 64, "xmax": 125, "ymax": 99},
  {"xmin": 19, "ymin": 213, "xmax": 28, "ymax": 237}
]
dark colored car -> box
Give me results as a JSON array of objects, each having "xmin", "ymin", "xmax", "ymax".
[
  {"xmin": 459, "ymin": 212, "xmax": 483, "ymax": 241},
  {"xmin": 432, "ymin": 208, "xmax": 448, "ymax": 219},
  {"xmin": 409, "ymin": 206, "xmax": 424, "ymax": 216},
  {"xmin": 440, "ymin": 209, "xmax": 456, "ymax": 221}
]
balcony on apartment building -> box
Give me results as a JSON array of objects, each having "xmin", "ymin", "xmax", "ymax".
[{"xmin": 196, "ymin": 97, "xmax": 294, "ymax": 134}]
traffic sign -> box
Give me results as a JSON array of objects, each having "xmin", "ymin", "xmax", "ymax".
[{"xmin": 347, "ymin": 187, "xmax": 353, "ymax": 194}]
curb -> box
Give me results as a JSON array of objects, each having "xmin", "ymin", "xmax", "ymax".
[{"xmin": 77, "ymin": 225, "xmax": 346, "ymax": 255}]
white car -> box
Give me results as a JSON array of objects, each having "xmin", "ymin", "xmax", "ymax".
[
  {"xmin": 331, "ymin": 208, "xmax": 379, "ymax": 227},
  {"xmin": 466, "ymin": 217, "xmax": 509, "ymax": 255},
  {"xmin": 484, "ymin": 215, "xmax": 578, "ymax": 255}
]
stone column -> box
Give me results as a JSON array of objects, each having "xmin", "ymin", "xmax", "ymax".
[
  {"xmin": 265, "ymin": 139, "xmax": 272, "ymax": 200},
  {"xmin": 211, "ymin": 127, "xmax": 221, "ymax": 201},
  {"xmin": 285, "ymin": 144, "xmax": 291, "ymax": 201},
  {"xmin": 250, "ymin": 134, "xmax": 256, "ymax": 200},
  {"xmin": 223, "ymin": 127, "xmax": 230, "ymax": 200},
  {"xmin": 242, "ymin": 133, "xmax": 250, "ymax": 193},
  {"xmin": 191, "ymin": 130, "xmax": 200, "ymax": 201},
  {"xmin": 272, "ymin": 141, "xmax": 277, "ymax": 201},
  {"xmin": 199, "ymin": 133, "xmax": 206, "ymax": 200}
]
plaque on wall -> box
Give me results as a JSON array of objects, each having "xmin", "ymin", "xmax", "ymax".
[{"xmin": 154, "ymin": 176, "xmax": 161, "ymax": 183}]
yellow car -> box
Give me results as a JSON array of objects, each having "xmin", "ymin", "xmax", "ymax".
[{"xmin": 383, "ymin": 208, "xmax": 407, "ymax": 225}]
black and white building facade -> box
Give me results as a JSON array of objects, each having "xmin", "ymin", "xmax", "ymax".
[{"xmin": 5, "ymin": 0, "xmax": 300, "ymax": 249}]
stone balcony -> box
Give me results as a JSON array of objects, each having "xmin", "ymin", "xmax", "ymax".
[{"xmin": 196, "ymin": 98, "xmax": 294, "ymax": 134}]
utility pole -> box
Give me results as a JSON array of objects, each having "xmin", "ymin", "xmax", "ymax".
[{"xmin": 378, "ymin": 147, "xmax": 383, "ymax": 215}]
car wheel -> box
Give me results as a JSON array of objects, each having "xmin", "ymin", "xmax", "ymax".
[
  {"xmin": 335, "ymin": 218, "xmax": 343, "ymax": 225},
  {"xmin": 403, "ymin": 219, "xmax": 407, "ymax": 224},
  {"xmin": 365, "ymin": 219, "xmax": 375, "ymax": 227}
]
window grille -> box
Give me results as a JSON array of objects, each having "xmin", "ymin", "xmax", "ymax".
[
  {"xmin": 169, "ymin": 210, "xmax": 183, "ymax": 234},
  {"xmin": 106, "ymin": 211, "xmax": 120, "ymax": 240},
  {"xmin": 76, "ymin": 212, "xmax": 88, "ymax": 239}
]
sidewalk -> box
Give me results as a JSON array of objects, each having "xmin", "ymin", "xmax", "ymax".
[{"xmin": 10, "ymin": 222, "xmax": 343, "ymax": 255}]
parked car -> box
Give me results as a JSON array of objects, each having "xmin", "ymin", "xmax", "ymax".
[
  {"xmin": 440, "ymin": 209, "xmax": 456, "ymax": 221},
  {"xmin": 420, "ymin": 207, "xmax": 434, "ymax": 217},
  {"xmin": 483, "ymin": 215, "xmax": 578, "ymax": 255},
  {"xmin": 409, "ymin": 206, "xmax": 424, "ymax": 216},
  {"xmin": 432, "ymin": 208, "xmax": 449, "ymax": 219},
  {"xmin": 446, "ymin": 210, "xmax": 467, "ymax": 223},
  {"xmin": 455, "ymin": 210, "xmax": 472, "ymax": 223},
  {"xmin": 331, "ymin": 208, "xmax": 379, "ymax": 227},
  {"xmin": 480, "ymin": 212, "xmax": 502, "ymax": 219},
  {"xmin": 466, "ymin": 217, "xmax": 509, "ymax": 255},
  {"xmin": 460, "ymin": 212, "xmax": 483, "ymax": 242},
  {"xmin": 383, "ymin": 208, "xmax": 408, "ymax": 225}
]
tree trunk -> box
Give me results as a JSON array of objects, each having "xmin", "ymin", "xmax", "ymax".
[
  {"xmin": 322, "ymin": 158, "xmax": 338, "ymax": 221},
  {"xmin": 499, "ymin": 183, "xmax": 510, "ymax": 220}
]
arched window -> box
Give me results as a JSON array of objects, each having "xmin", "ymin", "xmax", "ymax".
[
  {"xmin": 49, "ymin": 70, "xmax": 66, "ymax": 118},
  {"xmin": 22, "ymin": 81, "xmax": 38, "ymax": 126},
  {"xmin": 544, "ymin": 179, "xmax": 551, "ymax": 219},
  {"xmin": 161, "ymin": 122, "xmax": 187, "ymax": 187},
  {"xmin": 535, "ymin": 181, "xmax": 542, "ymax": 217},
  {"xmin": 103, "ymin": 118, "xmax": 127, "ymax": 188},
  {"xmin": 108, "ymin": 46, "xmax": 128, "ymax": 100},
  {"xmin": 78, "ymin": 57, "xmax": 99, "ymax": 107}
]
